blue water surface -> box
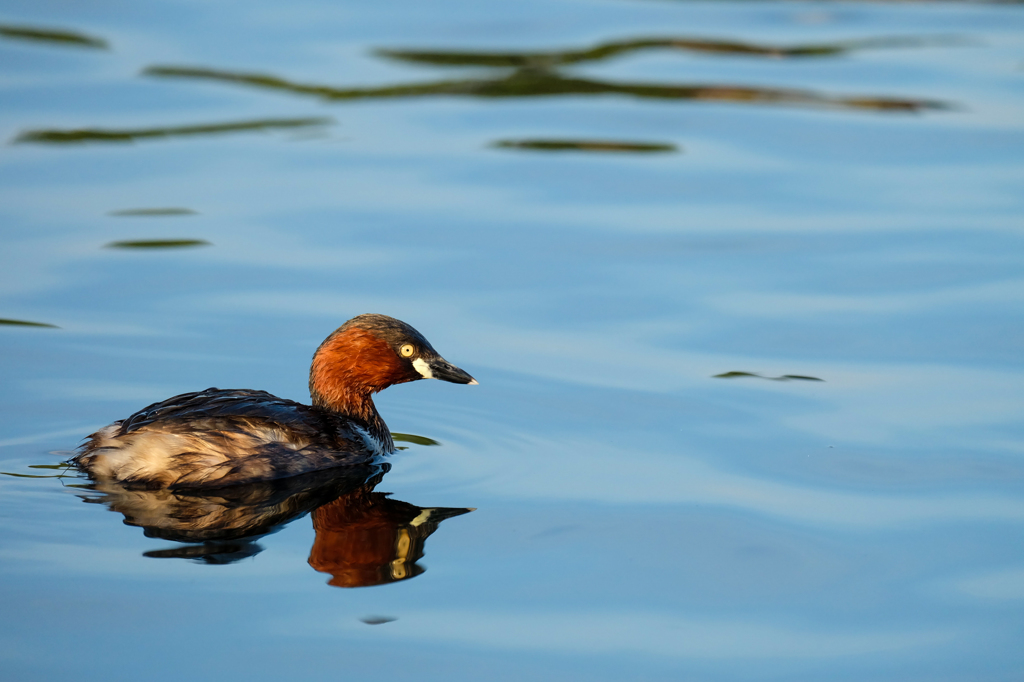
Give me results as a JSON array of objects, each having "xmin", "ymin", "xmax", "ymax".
[{"xmin": 1, "ymin": 0, "xmax": 1023, "ymax": 680}]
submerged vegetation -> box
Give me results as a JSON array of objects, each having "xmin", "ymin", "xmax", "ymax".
[
  {"xmin": 138, "ymin": 33, "xmax": 952, "ymax": 113},
  {"xmin": 0, "ymin": 23, "xmax": 108, "ymax": 49},
  {"xmin": 492, "ymin": 139, "xmax": 678, "ymax": 153},
  {"xmin": 105, "ymin": 239, "xmax": 210, "ymax": 249},
  {"xmin": 0, "ymin": 318, "xmax": 58, "ymax": 328},
  {"xmin": 109, "ymin": 208, "xmax": 198, "ymax": 217},
  {"xmin": 143, "ymin": 64, "xmax": 946, "ymax": 112},
  {"xmin": 713, "ymin": 371, "xmax": 824, "ymax": 382},
  {"xmin": 14, "ymin": 117, "xmax": 333, "ymax": 145},
  {"xmin": 391, "ymin": 433, "xmax": 441, "ymax": 446},
  {"xmin": 375, "ymin": 35, "xmax": 948, "ymax": 69}
]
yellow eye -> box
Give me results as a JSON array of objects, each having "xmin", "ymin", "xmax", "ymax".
[{"xmin": 400, "ymin": 344, "xmax": 415, "ymax": 358}]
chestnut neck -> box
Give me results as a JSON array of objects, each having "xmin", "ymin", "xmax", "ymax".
[{"xmin": 309, "ymin": 328, "xmax": 409, "ymax": 452}]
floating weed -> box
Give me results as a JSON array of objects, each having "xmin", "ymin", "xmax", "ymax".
[
  {"xmin": 0, "ymin": 318, "xmax": 58, "ymax": 328},
  {"xmin": 14, "ymin": 117, "xmax": 334, "ymax": 145},
  {"xmin": 1, "ymin": 461, "xmax": 79, "ymax": 484},
  {"xmin": 109, "ymin": 208, "xmax": 198, "ymax": 217},
  {"xmin": 493, "ymin": 139, "xmax": 677, "ymax": 153},
  {"xmin": 141, "ymin": 65, "xmax": 949, "ymax": 113},
  {"xmin": 0, "ymin": 24, "xmax": 108, "ymax": 49},
  {"xmin": 391, "ymin": 432, "xmax": 441, "ymax": 447},
  {"xmin": 713, "ymin": 371, "xmax": 824, "ymax": 382},
  {"xmin": 376, "ymin": 35, "xmax": 957, "ymax": 68},
  {"xmin": 105, "ymin": 239, "xmax": 210, "ymax": 249}
]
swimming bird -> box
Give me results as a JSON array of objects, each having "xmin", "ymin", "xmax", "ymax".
[{"xmin": 72, "ymin": 314, "xmax": 476, "ymax": 489}]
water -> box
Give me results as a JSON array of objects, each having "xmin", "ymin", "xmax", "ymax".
[{"xmin": 1, "ymin": 0, "xmax": 1023, "ymax": 679}]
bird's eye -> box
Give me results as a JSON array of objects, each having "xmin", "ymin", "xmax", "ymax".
[{"xmin": 400, "ymin": 344, "xmax": 415, "ymax": 358}]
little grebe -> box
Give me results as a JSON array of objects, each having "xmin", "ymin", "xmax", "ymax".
[{"xmin": 73, "ymin": 314, "xmax": 476, "ymax": 489}]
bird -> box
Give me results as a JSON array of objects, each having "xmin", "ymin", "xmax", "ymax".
[{"xmin": 72, "ymin": 314, "xmax": 476, "ymax": 490}]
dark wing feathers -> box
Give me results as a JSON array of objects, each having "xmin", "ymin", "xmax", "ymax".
[
  {"xmin": 116, "ymin": 387, "xmax": 370, "ymax": 446},
  {"xmin": 119, "ymin": 388, "xmax": 316, "ymax": 434}
]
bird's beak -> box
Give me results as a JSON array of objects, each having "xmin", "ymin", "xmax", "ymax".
[{"xmin": 413, "ymin": 357, "xmax": 478, "ymax": 385}]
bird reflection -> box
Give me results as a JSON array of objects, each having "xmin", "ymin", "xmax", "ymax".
[
  {"xmin": 310, "ymin": 485, "xmax": 472, "ymax": 587},
  {"xmin": 79, "ymin": 462, "xmax": 473, "ymax": 587}
]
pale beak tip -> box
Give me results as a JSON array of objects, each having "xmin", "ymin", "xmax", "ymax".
[{"xmin": 467, "ymin": 378, "xmax": 479, "ymax": 386}]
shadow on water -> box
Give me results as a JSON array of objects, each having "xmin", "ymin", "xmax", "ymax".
[
  {"xmin": 105, "ymin": 239, "xmax": 211, "ymax": 249},
  {"xmin": 375, "ymin": 35, "xmax": 956, "ymax": 68},
  {"xmin": 0, "ymin": 23, "xmax": 108, "ymax": 50},
  {"xmin": 713, "ymin": 371, "xmax": 824, "ymax": 382},
  {"xmin": 0, "ymin": 318, "xmax": 58, "ymax": 328},
  {"xmin": 70, "ymin": 463, "xmax": 472, "ymax": 586},
  {"xmin": 12, "ymin": 117, "xmax": 333, "ymax": 145},
  {"xmin": 109, "ymin": 208, "xmax": 198, "ymax": 217},
  {"xmin": 493, "ymin": 139, "xmax": 677, "ymax": 153},
  {"xmin": 143, "ymin": 64, "xmax": 948, "ymax": 113}
]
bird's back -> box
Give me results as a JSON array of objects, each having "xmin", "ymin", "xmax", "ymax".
[{"xmin": 74, "ymin": 388, "xmax": 383, "ymax": 489}]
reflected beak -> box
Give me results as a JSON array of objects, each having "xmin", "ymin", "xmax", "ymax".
[{"xmin": 415, "ymin": 357, "xmax": 478, "ymax": 385}]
